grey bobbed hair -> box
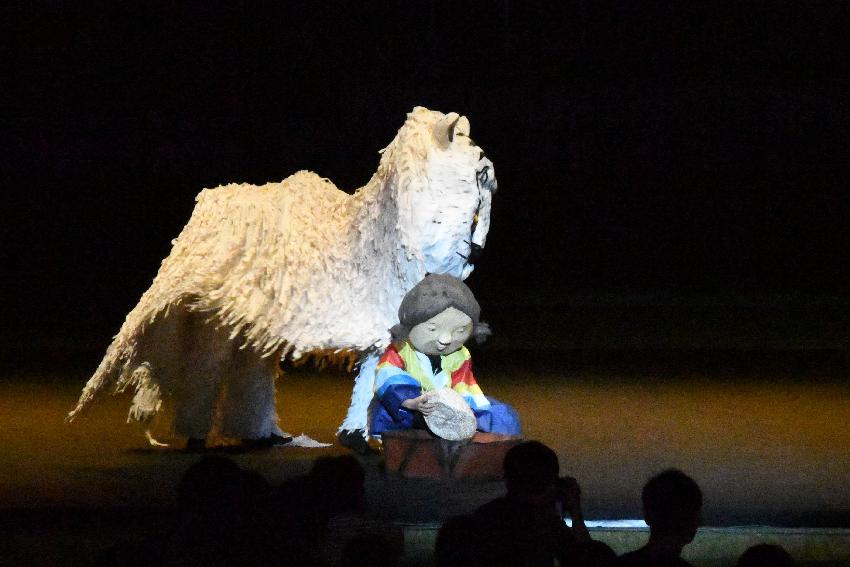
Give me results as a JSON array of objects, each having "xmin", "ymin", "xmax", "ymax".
[{"xmin": 390, "ymin": 274, "xmax": 491, "ymax": 344}]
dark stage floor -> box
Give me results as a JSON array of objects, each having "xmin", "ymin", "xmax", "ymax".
[
  {"xmin": 2, "ymin": 353, "xmax": 850, "ymax": 565},
  {"xmin": 2, "ymin": 354, "xmax": 849, "ymax": 527}
]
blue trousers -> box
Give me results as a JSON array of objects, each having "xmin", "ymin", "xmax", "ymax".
[{"xmin": 371, "ymin": 395, "xmax": 522, "ymax": 437}]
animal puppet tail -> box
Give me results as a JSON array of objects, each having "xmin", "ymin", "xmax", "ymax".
[
  {"xmin": 66, "ymin": 343, "xmax": 124, "ymax": 422},
  {"xmin": 65, "ymin": 325, "xmax": 146, "ymax": 423},
  {"xmin": 67, "ymin": 291, "xmax": 177, "ymax": 423}
]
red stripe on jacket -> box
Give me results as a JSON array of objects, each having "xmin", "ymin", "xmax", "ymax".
[
  {"xmin": 450, "ymin": 359, "xmax": 477, "ymax": 388},
  {"xmin": 379, "ymin": 344, "xmax": 405, "ymax": 368}
]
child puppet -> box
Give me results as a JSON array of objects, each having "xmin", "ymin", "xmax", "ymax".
[{"xmin": 370, "ymin": 274, "xmax": 521, "ymax": 438}]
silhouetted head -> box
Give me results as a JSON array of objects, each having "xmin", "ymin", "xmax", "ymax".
[
  {"xmin": 567, "ymin": 540, "xmax": 618, "ymax": 567},
  {"xmin": 177, "ymin": 455, "xmax": 243, "ymax": 513},
  {"xmin": 642, "ymin": 469, "xmax": 703, "ymax": 543},
  {"xmin": 503, "ymin": 440, "xmax": 560, "ymax": 499},
  {"xmin": 309, "ymin": 454, "xmax": 367, "ymax": 518},
  {"xmin": 736, "ymin": 544, "xmax": 797, "ymax": 567}
]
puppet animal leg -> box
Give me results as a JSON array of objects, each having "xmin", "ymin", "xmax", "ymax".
[
  {"xmin": 170, "ymin": 318, "xmax": 232, "ymax": 440},
  {"xmin": 125, "ymin": 363, "xmax": 168, "ymax": 446},
  {"xmin": 172, "ymin": 365, "xmax": 222, "ymax": 440},
  {"xmin": 338, "ymin": 351, "xmax": 380, "ymax": 436},
  {"xmin": 217, "ymin": 346, "xmax": 284, "ymax": 440}
]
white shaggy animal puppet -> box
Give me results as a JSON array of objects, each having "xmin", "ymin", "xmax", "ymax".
[{"xmin": 67, "ymin": 107, "xmax": 497, "ymax": 448}]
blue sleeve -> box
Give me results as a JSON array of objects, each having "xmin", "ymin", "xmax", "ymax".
[
  {"xmin": 379, "ymin": 383, "xmax": 422, "ymax": 422},
  {"xmin": 375, "ymin": 366, "xmax": 422, "ymax": 422}
]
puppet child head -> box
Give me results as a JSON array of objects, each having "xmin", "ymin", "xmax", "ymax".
[{"xmin": 390, "ymin": 273, "xmax": 490, "ymax": 355}]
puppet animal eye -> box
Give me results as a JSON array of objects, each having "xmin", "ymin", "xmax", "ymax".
[{"xmin": 476, "ymin": 167, "xmax": 490, "ymax": 187}]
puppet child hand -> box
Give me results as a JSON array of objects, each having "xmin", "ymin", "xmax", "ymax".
[{"xmin": 402, "ymin": 393, "xmax": 437, "ymax": 416}]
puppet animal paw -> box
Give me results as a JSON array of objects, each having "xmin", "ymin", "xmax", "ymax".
[
  {"xmin": 337, "ymin": 429, "xmax": 379, "ymax": 455},
  {"xmin": 145, "ymin": 429, "xmax": 169, "ymax": 448},
  {"xmin": 241, "ymin": 434, "xmax": 293, "ymax": 450}
]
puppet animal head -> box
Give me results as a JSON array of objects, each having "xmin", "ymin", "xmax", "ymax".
[{"xmin": 375, "ymin": 107, "xmax": 497, "ymax": 279}]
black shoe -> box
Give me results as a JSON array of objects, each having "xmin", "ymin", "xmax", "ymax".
[
  {"xmin": 184, "ymin": 438, "xmax": 207, "ymax": 453},
  {"xmin": 337, "ymin": 429, "xmax": 378, "ymax": 455},
  {"xmin": 241, "ymin": 433, "xmax": 293, "ymax": 450}
]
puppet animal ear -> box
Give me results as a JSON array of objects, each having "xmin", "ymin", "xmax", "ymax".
[{"xmin": 434, "ymin": 112, "xmax": 470, "ymax": 149}]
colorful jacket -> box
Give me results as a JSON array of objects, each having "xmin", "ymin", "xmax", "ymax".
[
  {"xmin": 374, "ymin": 342, "xmax": 490, "ymax": 416},
  {"xmin": 370, "ymin": 342, "xmax": 522, "ymax": 437}
]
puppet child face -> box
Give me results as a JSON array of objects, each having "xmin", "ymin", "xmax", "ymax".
[{"xmin": 408, "ymin": 306, "xmax": 473, "ymax": 356}]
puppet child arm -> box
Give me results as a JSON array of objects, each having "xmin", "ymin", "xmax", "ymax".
[{"xmin": 375, "ymin": 346, "xmax": 437, "ymax": 419}]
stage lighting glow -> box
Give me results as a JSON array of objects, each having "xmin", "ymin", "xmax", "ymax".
[{"xmin": 566, "ymin": 519, "xmax": 649, "ymax": 529}]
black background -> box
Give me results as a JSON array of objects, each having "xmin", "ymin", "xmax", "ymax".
[{"xmin": 5, "ymin": 1, "xmax": 849, "ymax": 361}]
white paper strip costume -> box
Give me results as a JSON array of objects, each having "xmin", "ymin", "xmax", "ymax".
[{"xmin": 67, "ymin": 107, "xmax": 496, "ymax": 444}]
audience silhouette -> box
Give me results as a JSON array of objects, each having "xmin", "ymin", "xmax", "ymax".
[
  {"xmin": 472, "ymin": 440, "xmax": 591, "ymax": 566},
  {"xmin": 96, "ymin": 455, "xmax": 280, "ymax": 566},
  {"xmin": 616, "ymin": 468, "xmax": 703, "ymax": 567},
  {"xmin": 306, "ymin": 455, "xmax": 403, "ymax": 566},
  {"xmin": 570, "ymin": 540, "xmax": 619, "ymax": 567},
  {"xmin": 736, "ymin": 543, "xmax": 798, "ymax": 567},
  {"xmin": 93, "ymin": 448, "xmax": 821, "ymax": 567},
  {"xmin": 174, "ymin": 455, "xmax": 279, "ymax": 565},
  {"xmin": 435, "ymin": 514, "xmax": 484, "ymax": 567}
]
